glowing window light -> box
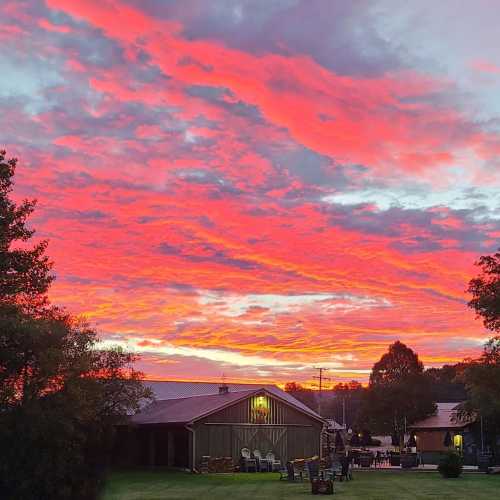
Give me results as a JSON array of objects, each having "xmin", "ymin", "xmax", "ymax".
[{"xmin": 251, "ymin": 394, "xmax": 269, "ymax": 424}]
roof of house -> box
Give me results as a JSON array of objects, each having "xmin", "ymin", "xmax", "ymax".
[
  {"xmin": 409, "ymin": 402, "xmax": 473, "ymax": 430},
  {"xmin": 132, "ymin": 381, "xmax": 324, "ymax": 425},
  {"xmin": 325, "ymin": 418, "xmax": 346, "ymax": 431}
]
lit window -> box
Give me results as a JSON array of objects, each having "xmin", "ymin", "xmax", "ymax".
[{"xmin": 251, "ymin": 395, "xmax": 269, "ymax": 424}]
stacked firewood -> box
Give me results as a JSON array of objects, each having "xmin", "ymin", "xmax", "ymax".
[{"xmin": 199, "ymin": 456, "xmax": 234, "ymax": 473}]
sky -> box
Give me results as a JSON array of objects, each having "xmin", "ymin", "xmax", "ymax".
[{"xmin": 1, "ymin": 0, "xmax": 499, "ymax": 386}]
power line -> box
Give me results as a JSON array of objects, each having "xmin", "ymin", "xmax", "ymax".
[{"xmin": 312, "ymin": 367, "xmax": 331, "ymax": 416}]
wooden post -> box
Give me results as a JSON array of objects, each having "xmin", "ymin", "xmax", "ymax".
[
  {"xmin": 168, "ymin": 430, "xmax": 175, "ymax": 467},
  {"xmin": 149, "ymin": 428, "xmax": 156, "ymax": 467}
]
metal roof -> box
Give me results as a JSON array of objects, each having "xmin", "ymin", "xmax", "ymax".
[
  {"xmin": 134, "ymin": 381, "xmax": 324, "ymax": 424},
  {"xmin": 132, "ymin": 389, "xmax": 257, "ymax": 424},
  {"xmin": 409, "ymin": 402, "xmax": 473, "ymax": 430}
]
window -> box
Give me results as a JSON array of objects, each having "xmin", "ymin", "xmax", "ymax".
[{"xmin": 251, "ymin": 395, "xmax": 269, "ymax": 424}]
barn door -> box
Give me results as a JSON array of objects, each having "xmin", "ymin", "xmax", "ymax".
[
  {"xmin": 232, "ymin": 426, "xmax": 259, "ymax": 459},
  {"xmin": 232, "ymin": 425, "xmax": 288, "ymax": 462},
  {"xmin": 257, "ymin": 426, "xmax": 287, "ymax": 462}
]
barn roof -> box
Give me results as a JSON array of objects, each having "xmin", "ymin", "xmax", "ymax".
[
  {"xmin": 133, "ymin": 381, "xmax": 324, "ymax": 424},
  {"xmin": 132, "ymin": 389, "xmax": 257, "ymax": 424},
  {"xmin": 409, "ymin": 402, "xmax": 473, "ymax": 430}
]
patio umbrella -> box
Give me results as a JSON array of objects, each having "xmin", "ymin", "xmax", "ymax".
[
  {"xmin": 406, "ymin": 434, "xmax": 416, "ymax": 448},
  {"xmin": 443, "ymin": 431, "xmax": 452, "ymax": 447},
  {"xmin": 335, "ymin": 431, "xmax": 344, "ymax": 450}
]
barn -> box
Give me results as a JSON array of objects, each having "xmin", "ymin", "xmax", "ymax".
[{"xmin": 113, "ymin": 381, "xmax": 325, "ymax": 470}]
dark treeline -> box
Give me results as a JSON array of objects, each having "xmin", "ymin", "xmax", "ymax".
[{"xmin": 285, "ymin": 364, "xmax": 467, "ymax": 427}]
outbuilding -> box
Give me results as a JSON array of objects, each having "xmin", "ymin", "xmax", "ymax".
[
  {"xmin": 409, "ymin": 402, "xmax": 476, "ymax": 464},
  {"xmin": 113, "ymin": 381, "xmax": 325, "ymax": 470}
]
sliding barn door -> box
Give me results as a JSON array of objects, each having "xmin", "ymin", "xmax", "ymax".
[{"xmin": 232, "ymin": 425, "xmax": 288, "ymax": 462}]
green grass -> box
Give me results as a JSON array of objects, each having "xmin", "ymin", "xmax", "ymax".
[{"xmin": 102, "ymin": 469, "xmax": 500, "ymax": 500}]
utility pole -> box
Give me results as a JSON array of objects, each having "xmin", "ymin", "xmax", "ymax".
[
  {"xmin": 313, "ymin": 367, "xmax": 330, "ymax": 416},
  {"xmin": 342, "ymin": 397, "xmax": 346, "ymax": 428}
]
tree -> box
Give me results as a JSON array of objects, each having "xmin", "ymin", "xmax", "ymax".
[
  {"xmin": 461, "ymin": 337, "xmax": 500, "ymax": 419},
  {"xmin": 459, "ymin": 338, "xmax": 500, "ymax": 457},
  {"xmin": 322, "ymin": 381, "xmax": 365, "ymax": 428},
  {"xmin": 361, "ymin": 341, "xmax": 436, "ymax": 444},
  {"xmin": 0, "ymin": 150, "xmax": 152, "ymax": 499},
  {"xmin": 468, "ymin": 249, "xmax": 500, "ymax": 333},
  {"xmin": 424, "ymin": 365, "xmax": 467, "ymax": 402},
  {"xmin": 284, "ymin": 382, "xmax": 317, "ymax": 410},
  {"xmin": 0, "ymin": 150, "xmax": 53, "ymax": 311},
  {"xmin": 462, "ymin": 250, "xmax": 500, "ymax": 457},
  {"xmin": 369, "ymin": 341, "xmax": 423, "ymax": 386}
]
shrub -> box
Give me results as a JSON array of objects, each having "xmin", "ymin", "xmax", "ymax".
[{"xmin": 437, "ymin": 451, "xmax": 463, "ymax": 478}]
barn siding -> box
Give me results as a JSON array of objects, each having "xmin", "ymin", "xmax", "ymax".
[
  {"xmin": 201, "ymin": 393, "xmax": 318, "ymax": 426},
  {"xmin": 193, "ymin": 392, "xmax": 323, "ymax": 468}
]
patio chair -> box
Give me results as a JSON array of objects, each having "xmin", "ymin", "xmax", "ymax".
[
  {"xmin": 199, "ymin": 455, "xmax": 210, "ymax": 474},
  {"xmin": 266, "ymin": 451, "xmax": 281, "ymax": 472},
  {"xmin": 306, "ymin": 459, "xmax": 320, "ymax": 481},
  {"xmin": 293, "ymin": 459, "xmax": 307, "ymax": 481},
  {"xmin": 240, "ymin": 447, "xmax": 257, "ymax": 472},
  {"xmin": 279, "ymin": 461, "xmax": 301, "ymax": 481},
  {"xmin": 253, "ymin": 449, "xmax": 271, "ymax": 472},
  {"xmin": 339, "ymin": 455, "xmax": 353, "ymax": 481},
  {"xmin": 319, "ymin": 457, "xmax": 336, "ymax": 482}
]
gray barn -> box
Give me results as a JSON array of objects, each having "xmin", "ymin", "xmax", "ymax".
[{"xmin": 114, "ymin": 381, "xmax": 325, "ymax": 470}]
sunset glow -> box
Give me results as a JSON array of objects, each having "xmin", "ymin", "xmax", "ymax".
[{"xmin": 2, "ymin": 0, "xmax": 499, "ymax": 385}]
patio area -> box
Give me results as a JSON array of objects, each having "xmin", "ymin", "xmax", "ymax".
[{"xmin": 103, "ymin": 469, "xmax": 500, "ymax": 500}]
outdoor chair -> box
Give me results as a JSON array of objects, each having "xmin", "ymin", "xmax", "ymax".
[
  {"xmin": 240, "ymin": 447, "xmax": 257, "ymax": 472},
  {"xmin": 339, "ymin": 455, "xmax": 353, "ymax": 481},
  {"xmin": 253, "ymin": 449, "xmax": 271, "ymax": 472},
  {"xmin": 319, "ymin": 458, "xmax": 337, "ymax": 482},
  {"xmin": 266, "ymin": 451, "xmax": 281, "ymax": 472},
  {"xmin": 279, "ymin": 461, "xmax": 301, "ymax": 481},
  {"xmin": 307, "ymin": 459, "xmax": 321, "ymax": 481},
  {"xmin": 293, "ymin": 459, "xmax": 308, "ymax": 481},
  {"xmin": 199, "ymin": 455, "xmax": 210, "ymax": 474},
  {"xmin": 359, "ymin": 453, "xmax": 373, "ymax": 468}
]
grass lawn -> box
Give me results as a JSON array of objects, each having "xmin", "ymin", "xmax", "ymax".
[{"xmin": 102, "ymin": 469, "xmax": 500, "ymax": 500}]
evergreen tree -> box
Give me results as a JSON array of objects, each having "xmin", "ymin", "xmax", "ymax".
[{"xmin": 0, "ymin": 150, "xmax": 53, "ymax": 311}]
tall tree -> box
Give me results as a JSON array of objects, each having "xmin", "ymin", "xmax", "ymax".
[
  {"xmin": 467, "ymin": 249, "xmax": 500, "ymax": 333},
  {"xmin": 361, "ymin": 341, "xmax": 436, "ymax": 444},
  {"xmin": 462, "ymin": 250, "xmax": 500, "ymax": 457},
  {"xmin": 0, "ymin": 150, "xmax": 152, "ymax": 500},
  {"xmin": 0, "ymin": 150, "xmax": 53, "ymax": 310},
  {"xmin": 369, "ymin": 340, "xmax": 423, "ymax": 386}
]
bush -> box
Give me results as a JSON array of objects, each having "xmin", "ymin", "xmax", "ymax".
[
  {"xmin": 437, "ymin": 451, "xmax": 463, "ymax": 478},
  {"xmin": 370, "ymin": 438, "xmax": 382, "ymax": 446}
]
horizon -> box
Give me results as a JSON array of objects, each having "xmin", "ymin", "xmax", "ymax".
[{"xmin": 2, "ymin": 0, "xmax": 499, "ymax": 385}]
